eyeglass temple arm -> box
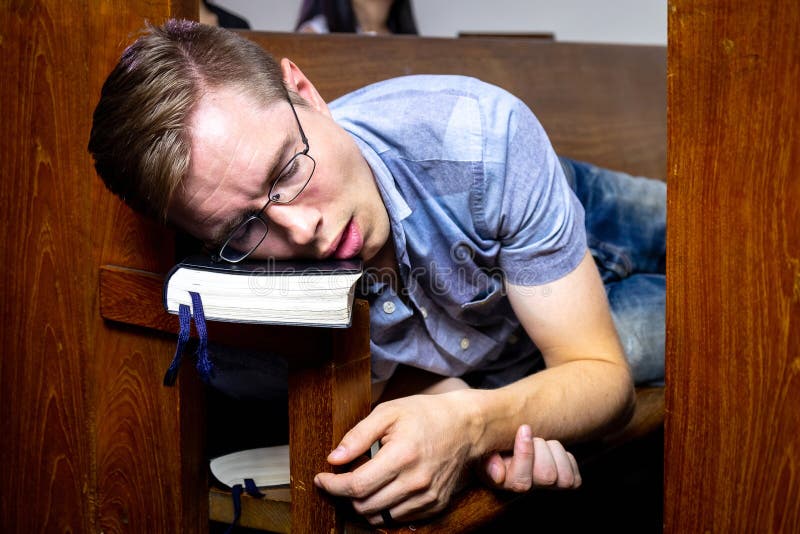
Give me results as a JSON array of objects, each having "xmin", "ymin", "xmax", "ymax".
[{"xmin": 287, "ymin": 98, "xmax": 310, "ymax": 151}]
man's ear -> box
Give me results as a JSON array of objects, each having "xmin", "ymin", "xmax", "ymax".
[{"xmin": 280, "ymin": 58, "xmax": 331, "ymax": 117}]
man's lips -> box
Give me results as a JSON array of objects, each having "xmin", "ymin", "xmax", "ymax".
[{"xmin": 327, "ymin": 218, "xmax": 363, "ymax": 259}]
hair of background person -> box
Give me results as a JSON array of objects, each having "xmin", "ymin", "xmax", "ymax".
[
  {"xmin": 88, "ymin": 19, "xmax": 287, "ymax": 222},
  {"xmin": 203, "ymin": 0, "xmax": 251, "ymax": 29},
  {"xmin": 295, "ymin": 0, "xmax": 418, "ymax": 34}
]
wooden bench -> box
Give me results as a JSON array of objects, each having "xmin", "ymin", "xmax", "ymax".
[{"xmin": 98, "ymin": 31, "xmax": 666, "ymax": 533}]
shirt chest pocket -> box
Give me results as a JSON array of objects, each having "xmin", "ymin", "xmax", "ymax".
[{"xmin": 457, "ymin": 277, "xmax": 505, "ymax": 323}]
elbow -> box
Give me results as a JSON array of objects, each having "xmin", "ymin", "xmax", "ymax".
[{"xmin": 610, "ymin": 364, "xmax": 636, "ymax": 432}]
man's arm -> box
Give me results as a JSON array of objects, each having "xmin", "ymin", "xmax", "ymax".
[
  {"xmin": 474, "ymin": 250, "xmax": 635, "ymax": 453},
  {"xmin": 314, "ymin": 251, "xmax": 633, "ymax": 524}
]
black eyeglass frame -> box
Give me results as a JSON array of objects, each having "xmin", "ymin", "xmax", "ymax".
[{"xmin": 217, "ymin": 97, "xmax": 316, "ymax": 263}]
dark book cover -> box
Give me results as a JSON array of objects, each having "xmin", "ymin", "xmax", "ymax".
[{"xmin": 168, "ymin": 254, "xmax": 362, "ymax": 277}]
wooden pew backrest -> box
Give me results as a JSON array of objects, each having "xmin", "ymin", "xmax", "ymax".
[{"xmin": 240, "ymin": 31, "xmax": 667, "ymax": 181}]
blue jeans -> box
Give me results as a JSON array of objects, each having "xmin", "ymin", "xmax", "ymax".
[{"xmin": 560, "ymin": 157, "xmax": 666, "ymax": 386}]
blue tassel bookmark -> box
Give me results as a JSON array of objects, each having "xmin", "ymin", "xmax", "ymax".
[
  {"xmin": 162, "ymin": 291, "xmax": 215, "ymax": 386},
  {"xmin": 223, "ymin": 478, "xmax": 264, "ymax": 533},
  {"xmin": 223, "ymin": 483, "xmax": 244, "ymax": 534},
  {"xmin": 244, "ymin": 478, "xmax": 265, "ymax": 498},
  {"xmin": 190, "ymin": 291, "xmax": 214, "ymax": 383},
  {"xmin": 163, "ymin": 303, "xmax": 191, "ymax": 386}
]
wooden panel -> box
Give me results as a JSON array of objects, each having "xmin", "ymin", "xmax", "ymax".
[
  {"xmin": 241, "ymin": 31, "xmax": 666, "ymax": 180},
  {"xmin": 1, "ymin": 1, "xmax": 202, "ymax": 532},
  {"xmin": 665, "ymin": 0, "xmax": 800, "ymax": 532},
  {"xmin": 88, "ymin": 2, "xmax": 206, "ymax": 529},
  {"xmin": 288, "ymin": 301, "xmax": 372, "ymax": 533}
]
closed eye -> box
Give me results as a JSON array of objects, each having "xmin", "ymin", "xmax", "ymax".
[
  {"xmin": 212, "ymin": 212, "xmax": 253, "ymax": 249},
  {"xmin": 278, "ymin": 156, "xmax": 300, "ymax": 181},
  {"xmin": 227, "ymin": 220, "xmax": 252, "ymax": 245}
]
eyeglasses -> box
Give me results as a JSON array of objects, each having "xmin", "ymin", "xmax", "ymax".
[{"xmin": 217, "ymin": 97, "xmax": 316, "ymax": 263}]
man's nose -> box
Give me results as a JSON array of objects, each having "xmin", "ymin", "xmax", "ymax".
[{"xmin": 267, "ymin": 204, "xmax": 322, "ymax": 247}]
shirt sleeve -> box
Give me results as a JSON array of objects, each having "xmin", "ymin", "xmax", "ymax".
[{"xmin": 474, "ymin": 94, "xmax": 587, "ymax": 286}]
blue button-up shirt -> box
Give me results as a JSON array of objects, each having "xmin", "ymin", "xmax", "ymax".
[{"xmin": 330, "ymin": 75, "xmax": 586, "ymax": 386}]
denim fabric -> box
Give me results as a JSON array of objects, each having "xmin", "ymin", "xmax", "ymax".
[{"xmin": 560, "ymin": 158, "xmax": 666, "ymax": 385}]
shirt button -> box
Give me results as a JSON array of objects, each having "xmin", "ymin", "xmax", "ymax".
[
  {"xmin": 508, "ymin": 334, "xmax": 519, "ymax": 345},
  {"xmin": 419, "ymin": 306, "xmax": 428, "ymax": 318},
  {"xmin": 460, "ymin": 337, "xmax": 470, "ymax": 350},
  {"xmin": 382, "ymin": 301, "xmax": 396, "ymax": 314}
]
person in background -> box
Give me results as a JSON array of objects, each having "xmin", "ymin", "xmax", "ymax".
[
  {"xmin": 296, "ymin": 0, "xmax": 418, "ymax": 35},
  {"xmin": 199, "ymin": 0, "xmax": 251, "ymax": 29}
]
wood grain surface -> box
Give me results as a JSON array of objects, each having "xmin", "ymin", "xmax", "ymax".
[
  {"xmin": 665, "ymin": 0, "xmax": 800, "ymax": 531},
  {"xmin": 1, "ymin": 1, "xmax": 202, "ymax": 533}
]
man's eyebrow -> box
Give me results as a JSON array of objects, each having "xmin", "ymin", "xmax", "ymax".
[{"xmin": 208, "ymin": 150, "xmax": 286, "ymax": 249}]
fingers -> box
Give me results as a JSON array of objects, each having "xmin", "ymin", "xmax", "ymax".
[
  {"xmin": 566, "ymin": 445, "xmax": 581, "ymax": 488},
  {"xmin": 530, "ymin": 438, "xmax": 581, "ymax": 489},
  {"xmin": 531, "ymin": 437, "xmax": 558, "ymax": 486},
  {"xmin": 325, "ymin": 410, "xmax": 390, "ymax": 466},
  {"xmin": 483, "ymin": 426, "xmax": 582, "ymax": 493},
  {"xmin": 314, "ymin": 448, "xmax": 397, "ymax": 498},
  {"xmin": 357, "ymin": 480, "xmax": 448, "ymax": 526},
  {"xmin": 545, "ymin": 439, "xmax": 581, "ymax": 489},
  {"xmin": 314, "ymin": 410, "xmax": 397, "ymax": 498}
]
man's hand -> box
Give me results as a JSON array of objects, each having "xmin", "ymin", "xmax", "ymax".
[
  {"xmin": 481, "ymin": 425, "xmax": 581, "ymax": 491},
  {"xmin": 313, "ymin": 391, "xmax": 477, "ymax": 526}
]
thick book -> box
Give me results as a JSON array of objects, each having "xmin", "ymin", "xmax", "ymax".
[{"xmin": 162, "ymin": 255, "xmax": 363, "ymax": 327}]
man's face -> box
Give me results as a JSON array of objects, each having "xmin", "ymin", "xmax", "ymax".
[{"xmin": 169, "ymin": 86, "xmax": 390, "ymax": 264}]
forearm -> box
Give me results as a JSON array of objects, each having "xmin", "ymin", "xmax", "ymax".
[{"xmin": 456, "ymin": 357, "xmax": 634, "ymax": 460}]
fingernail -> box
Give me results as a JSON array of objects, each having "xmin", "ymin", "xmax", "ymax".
[
  {"xmin": 313, "ymin": 475, "xmax": 321, "ymax": 487},
  {"xmin": 329, "ymin": 445, "xmax": 346, "ymax": 459},
  {"xmin": 520, "ymin": 424, "xmax": 532, "ymax": 440}
]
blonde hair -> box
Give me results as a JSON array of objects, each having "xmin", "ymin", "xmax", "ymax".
[{"xmin": 88, "ymin": 19, "xmax": 288, "ymax": 221}]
